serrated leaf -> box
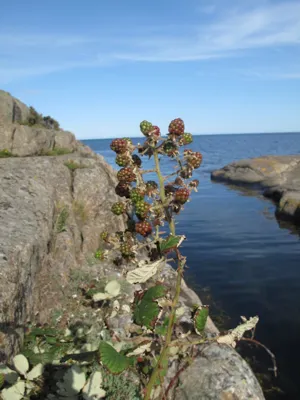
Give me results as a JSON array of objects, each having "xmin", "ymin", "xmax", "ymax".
[
  {"xmin": 82, "ymin": 371, "xmax": 106, "ymax": 400},
  {"xmin": 1, "ymin": 381, "xmax": 25, "ymax": 400},
  {"xmin": 27, "ymin": 363, "xmax": 44, "ymax": 381},
  {"xmin": 194, "ymin": 305, "xmax": 209, "ymax": 334},
  {"xmin": 133, "ymin": 285, "xmax": 166, "ymax": 329},
  {"xmin": 105, "ymin": 280, "xmax": 121, "ymax": 297},
  {"xmin": 142, "ymin": 285, "xmax": 167, "ymax": 301},
  {"xmin": 99, "ymin": 342, "xmax": 129, "ymax": 374},
  {"xmin": 13, "ymin": 354, "xmax": 29, "ymax": 375},
  {"xmin": 160, "ymin": 235, "xmax": 184, "ymax": 253}
]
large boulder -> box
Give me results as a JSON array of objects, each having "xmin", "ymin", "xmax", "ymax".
[
  {"xmin": 211, "ymin": 155, "xmax": 300, "ymax": 223},
  {"xmin": 0, "ymin": 153, "xmax": 124, "ymax": 362},
  {"xmin": 0, "ymin": 90, "xmax": 78, "ymax": 156}
]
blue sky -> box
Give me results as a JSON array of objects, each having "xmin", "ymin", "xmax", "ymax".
[{"xmin": 1, "ymin": 0, "xmax": 300, "ymax": 138}]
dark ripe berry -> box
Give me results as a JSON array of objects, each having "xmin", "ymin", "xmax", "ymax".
[
  {"xmin": 140, "ymin": 120, "xmax": 153, "ymax": 136},
  {"xmin": 111, "ymin": 202, "xmax": 126, "ymax": 215},
  {"xmin": 116, "ymin": 153, "xmax": 131, "ymax": 167},
  {"xmin": 130, "ymin": 188, "xmax": 145, "ymax": 203},
  {"xmin": 120, "ymin": 242, "xmax": 134, "ymax": 258},
  {"xmin": 117, "ymin": 167, "xmax": 136, "ymax": 183},
  {"xmin": 163, "ymin": 141, "xmax": 178, "ymax": 157},
  {"xmin": 174, "ymin": 177, "xmax": 184, "ymax": 187},
  {"xmin": 135, "ymin": 200, "xmax": 150, "ymax": 219},
  {"xmin": 132, "ymin": 154, "xmax": 142, "ymax": 167},
  {"xmin": 110, "ymin": 138, "xmax": 128, "ymax": 154},
  {"xmin": 115, "ymin": 182, "xmax": 131, "ymax": 198},
  {"xmin": 179, "ymin": 132, "xmax": 193, "ymax": 145},
  {"xmin": 135, "ymin": 221, "xmax": 152, "ymax": 237},
  {"xmin": 164, "ymin": 184, "xmax": 176, "ymax": 196},
  {"xmin": 145, "ymin": 180, "xmax": 158, "ymax": 195},
  {"xmin": 174, "ymin": 188, "xmax": 190, "ymax": 204},
  {"xmin": 189, "ymin": 179, "xmax": 200, "ymax": 189},
  {"xmin": 172, "ymin": 203, "xmax": 182, "ymax": 214},
  {"xmin": 168, "ymin": 118, "xmax": 185, "ymax": 136},
  {"xmin": 180, "ymin": 166, "xmax": 193, "ymax": 179}
]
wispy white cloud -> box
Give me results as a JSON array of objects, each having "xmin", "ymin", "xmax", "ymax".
[{"xmin": 1, "ymin": 1, "xmax": 300, "ymax": 82}]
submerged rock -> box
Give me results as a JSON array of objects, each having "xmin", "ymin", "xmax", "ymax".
[{"xmin": 211, "ymin": 155, "xmax": 300, "ymax": 223}]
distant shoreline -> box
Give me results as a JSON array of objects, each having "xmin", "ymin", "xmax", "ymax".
[{"xmin": 80, "ymin": 131, "xmax": 300, "ymax": 141}]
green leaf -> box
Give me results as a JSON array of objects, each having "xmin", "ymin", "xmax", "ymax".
[
  {"xmin": 22, "ymin": 350, "xmax": 56, "ymax": 366},
  {"xmin": 99, "ymin": 342, "xmax": 129, "ymax": 374},
  {"xmin": 194, "ymin": 306, "xmax": 209, "ymax": 334},
  {"xmin": 133, "ymin": 285, "xmax": 167, "ymax": 329},
  {"xmin": 160, "ymin": 235, "xmax": 182, "ymax": 253},
  {"xmin": 142, "ymin": 285, "xmax": 167, "ymax": 301},
  {"xmin": 28, "ymin": 327, "xmax": 59, "ymax": 337}
]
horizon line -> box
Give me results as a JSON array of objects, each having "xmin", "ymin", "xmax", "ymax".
[{"xmin": 79, "ymin": 131, "xmax": 300, "ymax": 141}]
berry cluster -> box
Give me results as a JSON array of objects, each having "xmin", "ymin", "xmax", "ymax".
[
  {"xmin": 130, "ymin": 188, "xmax": 145, "ymax": 203},
  {"xmin": 174, "ymin": 188, "xmax": 190, "ymax": 205},
  {"xmin": 115, "ymin": 154, "xmax": 131, "ymax": 167},
  {"xmin": 163, "ymin": 141, "xmax": 178, "ymax": 157},
  {"xmin": 135, "ymin": 221, "xmax": 152, "ymax": 237},
  {"xmin": 111, "ymin": 202, "xmax": 126, "ymax": 215},
  {"xmin": 135, "ymin": 200, "xmax": 150, "ymax": 219},
  {"xmin": 110, "ymin": 138, "xmax": 128, "ymax": 154},
  {"xmin": 145, "ymin": 180, "xmax": 158, "ymax": 195},
  {"xmin": 115, "ymin": 182, "xmax": 131, "ymax": 198},
  {"xmin": 179, "ymin": 132, "xmax": 193, "ymax": 146},
  {"xmin": 95, "ymin": 249, "xmax": 105, "ymax": 260},
  {"xmin": 140, "ymin": 120, "xmax": 153, "ymax": 136},
  {"xmin": 184, "ymin": 150, "xmax": 203, "ymax": 169},
  {"xmin": 168, "ymin": 118, "xmax": 185, "ymax": 136},
  {"xmin": 117, "ymin": 167, "xmax": 136, "ymax": 183},
  {"xmin": 120, "ymin": 242, "xmax": 134, "ymax": 258}
]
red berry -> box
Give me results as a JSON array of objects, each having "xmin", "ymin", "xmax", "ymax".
[
  {"xmin": 168, "ymin": 118, "xmax": 185, "ymax": 136},
  {"xmin": 174, "ymin": 188, "xmax": 190, "ymax": 204},
  {"xmin": 110, "ymin": 139, "xmax": 128, "ymax": 154},
  {"xmin": 135, "ymin": 221, "xmax": 152, "ymax": 237},
  {"xmin": 117, "ymin": 167, "xmax": 136, "ymax": 183}
]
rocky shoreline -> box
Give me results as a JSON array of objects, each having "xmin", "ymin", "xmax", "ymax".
[
  {"xmin": 0, "ymin": 90, "xmax": 264, "ymax": 399},
  {"xmin": 211, "ymin": 155, "xmax": 300, "ymax": 224}
]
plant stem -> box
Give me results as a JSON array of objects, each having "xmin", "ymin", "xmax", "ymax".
[
  {"xmin": 144, "ymin": 151, "xmax": 184, "ymax": 399},
  {"xmin": 153, "ymin": 149, "xmax": 176, "ymax": 235}
]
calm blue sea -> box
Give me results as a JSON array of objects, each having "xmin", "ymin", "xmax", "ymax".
[{"xmin": 83, "ymin": 133, "xmax": 300, "ymax": 399}]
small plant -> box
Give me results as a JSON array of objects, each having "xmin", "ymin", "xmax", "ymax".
[
  {"xmin": 42, "ymin": 147, "xmax": 72, "ymax": 156},
  {"xmin": 20, "ymin": 106, "xmax": 60, "ymax": 130},
  {"xmin": 0, "ymin": 149, "xmax": 13, "ymax": 158},
  {"xmin": 56, "ymin": 207, "xmax": 69, "ymax": 233},
  {"xmin": 1, "ymin": 118, "xmax": 273, "ymax": 400},
  {"xmin": 64, "ymin": 160, "xmax": 87, "ymax": 170}
]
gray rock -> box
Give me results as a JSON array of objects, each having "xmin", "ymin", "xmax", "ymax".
[
  {"xmin": 0, "ymin": 154, "xmax": 123, "ymax": 361},
  {"xmin": 211, "ymin": 155, "xmax": 300, "ymax": 223},
  {"xmin": 175, "ymin": 343, "xmax": 264, "ymax": 400},
  {"xmin": 0, "ymin": 90, "xmax": 78, "ymax": 156}
]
